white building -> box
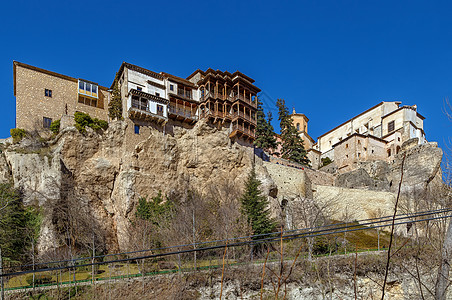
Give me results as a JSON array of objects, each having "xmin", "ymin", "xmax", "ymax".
[{"xmin": 312, "ymin": 101, "xmax": 426, "ymax": 171}]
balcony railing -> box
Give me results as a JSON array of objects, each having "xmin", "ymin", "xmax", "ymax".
[
  {"xmin": 132, "ymin": 100, "xmax": 149, "ymax": 112},
  {"xmin": 176, "ymin": 88, "xmax": 192, "ymax": 100},
  {"xmin": 231, "ymin": 124, "xmax": 255, "ymax": 136},
  {"xmin": 232, "ymin": 111, "xmax": 256, "ymax": 123},
  {"xmin": 169, "ymin": 106, "xmax": 197, "ymax": 120},
  {"xmin": 200, "ymin": 92, "xmax": 256, "ymax": 107}
]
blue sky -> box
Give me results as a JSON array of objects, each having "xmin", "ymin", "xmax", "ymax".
[{"xmin": 1, "ymin": 0, "xmax": 451, "ymax": 149}]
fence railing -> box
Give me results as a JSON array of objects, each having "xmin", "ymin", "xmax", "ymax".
[{"xmin": 2, "ymin": 209, "xmax": 450, "ymax": 293}]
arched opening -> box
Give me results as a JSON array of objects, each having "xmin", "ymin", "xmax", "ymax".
[
  {"xmin": 396, "ymin": 146, "xmax": 401, "ymax": 154},
  {"xmin": 387, "ymin": 149, "xmax": 391, "ymax": 157}
]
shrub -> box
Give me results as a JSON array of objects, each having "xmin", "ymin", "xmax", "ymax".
[
  {"xmin": 321, "ymin": 157, "xmax": 333, "ymax": 168},
  {"xmin": 74, "ymin": 112, "xmax": 108, "ymax": 133},
  {"xmin": 26, "ymin": 274, "xmax": 53, "ymax": 285},
  {"xmin": 10, "ymin": 128, "xmax": 26, "ymax": 143},
  {"xmin": 50, "ymin": 119, "xmax": 60, "ymax": 134}
]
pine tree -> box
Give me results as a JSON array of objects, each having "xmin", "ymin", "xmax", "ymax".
[
  {"xmin": 254, "ymin": 97, "xmax": 277, "ymax": 153},
  {"xmin": 240, "ymin": 166, "xmax": 276, "ymax": 239},
  {"xmin": 108, "ymin": 73, "xmax": 123, "ymax": 120},
  {"xmin": 276, "ymin": 98, "xmax": 310, "ymax": 166}
]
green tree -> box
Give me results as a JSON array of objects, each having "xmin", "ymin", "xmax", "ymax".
[
  {"xmin": 276, "ymin": 98, "xmax": 310, "ymax": 166},
  {"xmin": 240, "ymin": 166, "xmax": 276, "ymax": 239},
  {"xmin": 254, "ymin": 97, "xmax": 277, "ymax": 153},
  {"xmin": 108, "ymin": 74, "xmax": 123, "ymax": 120},
  {"xmin": 0, "ymin": 183, "xmax": 40, "ymax": 263},
  {"xmin": 135, "ymin": 191, "xmax": 174, "ymax": 228}
]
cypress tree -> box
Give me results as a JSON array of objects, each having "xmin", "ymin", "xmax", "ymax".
[
  {"xmin": 254, "ymin": 97, "xmax": 277, "ymax": 153},
  {"xmin": 276, "ymin": 98, "xmax": 310, "ymax": 166},
  {"xmin": 240, "ymin": 166, "xmax": 276, "ymax": 239},
  {"xmin": 108, "ymin": 73, "xmax": 123, "ymax": 120}
]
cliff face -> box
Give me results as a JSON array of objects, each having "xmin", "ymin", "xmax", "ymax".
[
  {"xmin": 0, "ymin": 120, "xmax": 444, "ymax": 255},
  {"xmin": 0, "ymin": 120, "xmax": 275, "ymax": 254}
]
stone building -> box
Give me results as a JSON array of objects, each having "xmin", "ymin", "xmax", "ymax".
[
  {"xmin": 13, "ymin": 61, "xmax": 260, "ymax": 146},
  {"xmin": 312, "ymin": 101, "xmax": 426, "ymax": 172},
  {"xmin": 13, "ymin": 61, "xmax": 109, "ymax": 131}
]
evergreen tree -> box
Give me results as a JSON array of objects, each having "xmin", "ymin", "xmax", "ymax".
[
  {"xmin": 108, "ymin": 73, "xmax": 123, "ymax": 120},
  {"xmin": 254, "ymin": 97, "xmax": 277, "ymax": 153},
  {"xmin": 0, "ymin": 183, "xmax": 40, "ymax": 263},
  {"xmin": 135, "ymin": 191, "xmax": 174, "ymax": 227},
  {"xmin": 240, "ymin": 166, "xmax": 276, "ymax": 239},
  {"xmin": 276, "ymin": 98, "xmax": 310, "ymax": 166}
]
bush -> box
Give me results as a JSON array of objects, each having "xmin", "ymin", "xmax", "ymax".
[
  {"xmin": 321, "ymin": 157, "xmax": 333, "ymax": 168},
  {"xmin": 50, "ymin": 119, "xmax": 60, "ymax": 134},
  {"xmin": 26, "ymin": 274, "xmax": 53, "ymax": 285},
  {"xmin": 74, "ymin": 112, "xmax": 108, "ymax": 133},
  {"xmin": 10, "ymin": 128, "xmax": 26, "ymax": 143}
]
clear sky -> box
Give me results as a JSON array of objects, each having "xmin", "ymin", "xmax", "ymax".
[{"xmin": 1, "ymin": 0, "xmax": 451, "ymax": 149}]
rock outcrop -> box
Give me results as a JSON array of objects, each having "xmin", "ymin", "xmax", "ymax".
[
  {"xmin": 0, "ymin": 120, "xmax": 277, "ymax": 254},
  {"xmin": 0, "ymin": 121, "xmax": 443, "ymax": 256}
]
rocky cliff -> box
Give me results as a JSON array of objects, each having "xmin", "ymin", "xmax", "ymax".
[
  {"xmin": 0, "ymin": 120, "xmax": 277, "ymax": 254},
  {"xmin": 0, "ymin": 120, "xmax": 444, "ymax": 255}
]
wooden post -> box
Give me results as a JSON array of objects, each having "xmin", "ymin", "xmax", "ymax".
[
  {"xmin": 0, "ymin": 247, "xmax": 4, "ymax": 300},
  {"xmin": 192, "ymin": 209, "xmax": 197, "ymax": 272}
]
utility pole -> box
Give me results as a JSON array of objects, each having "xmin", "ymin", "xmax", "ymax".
[{"xmin": 1, "ymin": 246, "xmax": 4, "ymax": 300}]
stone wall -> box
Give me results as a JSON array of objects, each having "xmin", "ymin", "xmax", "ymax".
[{"xmin": 14, "ymin": 62, "xmax": 109, "ymax": 132}]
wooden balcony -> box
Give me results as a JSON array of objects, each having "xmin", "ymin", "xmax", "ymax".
[
  {"xmin": 229, "ymin": 124, "xmax": 255, "ymax": 140},
  {"xmin": 200, "ymin": 92, "xmax": 256, "ymax": 107},
  {"xmin": 231, "ymin": 111, "xmax": 257, "ymax": 124},
  {"xmin": 168, "ymin": 105, "xmax": 197, "ymax": 124},
  {"xmin": 128, "ymin": 100, "xmax": 167, "ymax": 124}
]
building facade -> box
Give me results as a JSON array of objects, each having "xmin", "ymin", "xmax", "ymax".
[
  {"xmin": 13, "ymin": 61, "xmax": 259, "ymax": 145},
  {"xmin": 312, "ymin": 101, "xmax": 426, "ymax": 172},
  {"xmin": 13, "ymin": 61, "xmax": 109, "ymax": 131}
]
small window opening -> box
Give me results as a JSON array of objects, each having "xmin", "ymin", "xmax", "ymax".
[
  {"xmin": 137, "ymin": 87, "xmax": 142, "ymax": 91},
  {"xmin": 43, "ymin": 117, "xmax": 52, "ymax": 128},
  {"xmin": 388, "ymin": 120, "xmax": 395, "ymax": 133},
  {"xmin": 45, "ymin": 89, "xmax": 52, "ymax": 97},
  {"xmin": 134, "ymin": 125, "xmax": 140, "ymax": 134}
]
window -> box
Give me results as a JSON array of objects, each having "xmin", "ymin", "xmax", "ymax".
[
  {"xmin": 157, "ymin": 104, "xmax": 164, "ymax": 116},
  {"xmin": 364, "ymin": 147, "xmax": 367, "ymax": 151},
  {"xmin": 78, "ymin": 96, "xmax": 98, "ymax": 108},
  {"xmin": 155, "ymin": 92, "xmax": 160, "ymax": 97},
  {"xmin": 358, "ymin": 153, "xmax": 361, "ymax": 157},
  {"xmin": 387, "ymin": 149, "xmax": 391, "ymax": 157},
  {"xmin": 357, "ymin": 140, "xmax": 361, "ymax": 144},
  {"xmin": 137, "ymin": 87, "xmax": 142, "ymax": 91},
  {"xmin": 134, "ymin": 125, "xmax": 140, "ymax": 134},
  {"xmin": 45, "ymin": 89, "xmax": 52, "ymax": 97},
  {"xmin": 345, "ymin": 144, "xmax": 348, "ymax": 149},
  {"xmin": 43, "ymin": 117, "xmax": 52, "ymax": 128},
  {"xmin": 78, "ymin": 80, "xmax": 98, "ymax": 98},
  {"xmin": 170, "ymin": 84, "xmax": 174, "ymax": 91},
  {"xmin": 398, "ymin": 137, "xmax": 401, "ymax": 142},
  {"xmin": 388, "ymin": 120, "xmax": 395, "ymax": 133},
  {"xmin": 296, "ymin": 123, "xmax": 300, "ymax": 131}
]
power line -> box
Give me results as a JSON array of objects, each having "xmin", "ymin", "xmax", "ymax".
[
  {"xmin": 14, "ymin": 207, "xmax": 452, "ymax": 270},
  {"xmin": 2, "ymin": 210, "xmax": 450, "ymax": 278}
]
